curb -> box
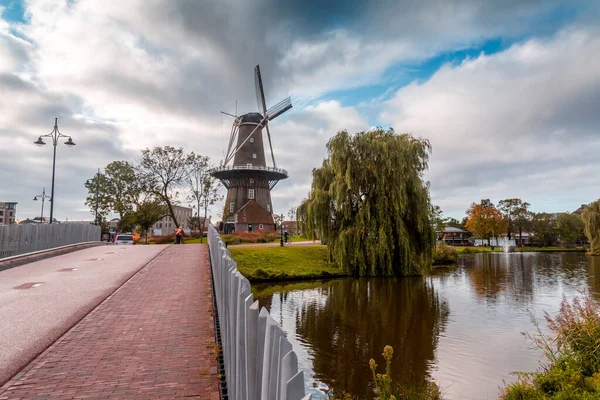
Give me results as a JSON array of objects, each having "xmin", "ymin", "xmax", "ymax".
[{"xmin": 0, "ymin": 241, "xmax": 105, "ymax": 271}]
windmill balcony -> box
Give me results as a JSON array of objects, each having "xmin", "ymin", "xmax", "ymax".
[{"xmin": 209, "ymin": 164, "xmax": 288, "ymax": 190}]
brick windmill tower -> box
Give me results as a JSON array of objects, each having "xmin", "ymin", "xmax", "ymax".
[{"xmin": 210, "ymin": 65, "xmax": 292, "ymax": 233}]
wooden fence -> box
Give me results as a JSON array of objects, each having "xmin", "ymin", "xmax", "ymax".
[
  {"xmin": 0, "ymin": 224, "xmax": 101, "ymax": 258},
  {"xmin": 208, "ymin": 225, "xmax": 310, "ymax": 400}
]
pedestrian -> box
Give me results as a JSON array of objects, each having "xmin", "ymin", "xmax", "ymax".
[
  {"xmin": 175, "ymin": 226, "xmax": 184, "ymax": 244},
  {"xmin": 284, "ymin": 230, "xmax": 289, "ymax": 245}
]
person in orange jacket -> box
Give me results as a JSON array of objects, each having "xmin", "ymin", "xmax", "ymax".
[{"xmin": 175, "ymin": 226, "xmax": 184, "ymax": 244}]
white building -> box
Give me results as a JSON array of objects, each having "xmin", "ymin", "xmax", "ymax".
[{"xmin": 152, "ymin": 205, "xmax": 193, "ymax": 236}]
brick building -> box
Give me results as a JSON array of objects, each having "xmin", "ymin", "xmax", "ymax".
[{"xmin": 0, "ymin": 202, "xmax": 17, "ymax": 225}]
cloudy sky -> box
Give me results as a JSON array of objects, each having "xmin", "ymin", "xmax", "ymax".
[{"xmin": 1, "ymin": 0, "xmax": 599, "ymax": 222}]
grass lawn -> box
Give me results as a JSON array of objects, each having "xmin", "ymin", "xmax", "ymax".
[
  {"xmin": 183, "ymin": 237, "xmax": 203, "ymax": 244},
  {"xmin": 228, "ymin": 245, "xmax": 347, "ymax": 282}
]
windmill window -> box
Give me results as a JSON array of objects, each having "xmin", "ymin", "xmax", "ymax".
[
  {"xmin": 267, "ymin": 204, "xmax": 270, "ymax": 212},
  {"xmin": 250, "ymin": 138, "xmax": 254, "ymax": 143},
  {"xmin": 259, "ymin": 224, "xmax": 264, "ymax": 230},
  {"xmin": 230, "ymin": 202, "xmax": 234, "ymax": 212},
  {"xmin": 249, "ymin": 189, "xmax": 255, "ymax": 199},
  {"xmin": 253, "ymin": 154, "xmax": 257, "ymax": 159}
]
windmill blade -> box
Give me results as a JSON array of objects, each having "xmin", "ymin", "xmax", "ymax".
[
  {"xmin": 220, "ymin": 111, "xmax": 238, "ymax": 118},
  {"xmin": 264, "ymin": 122, "xmax": 276, "ymax": 168},
  {"xmin": 254, "ymin": 65, "xmax": 268, "ymax": 115},
  {"xmin": 224, "ymin": 120, "xmax": 239, "ymax": 164},
  {"xmin": 226, "ymin": 116, "xmax": 266, "ymax": 164},
  {"xmin": 267, "ymin": 97, "xmax": 292, "ymax": 121}
]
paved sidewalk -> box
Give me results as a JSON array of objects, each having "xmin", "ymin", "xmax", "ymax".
[{"xmin": 0, "ymin": 245, "xmax": 219, "ymax": 399}]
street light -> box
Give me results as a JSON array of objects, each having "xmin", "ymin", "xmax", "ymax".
[
  {"xmin": 34, "ymin": 118, "xmax": 76, "ymax": 224},
  {"xmin": 280, "ymin": 213, "xmax": 284, "ymax": 247},
  {"xmin": 33, "ymin": 188, "xmax": 51, "ymax": 224}
]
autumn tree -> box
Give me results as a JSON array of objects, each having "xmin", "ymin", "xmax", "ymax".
[
  {"xmin": 556, "ymin": 213, "xmax": 585, "ymax": 248},
  {"xmin": 138, "ymin": 146, "xmax": 196, "ymax": 227},
  {"xmin": 582, "ymin": 199, "xmax": 600, "ymax": 255},
  {"xmin": 298, "ymin": 128, "xmax": 435, "ymax": 276},
  {"xmin": 465, "ymin": 199, "xmax": 507, "ymax": 246}
]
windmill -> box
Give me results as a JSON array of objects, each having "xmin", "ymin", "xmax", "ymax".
[{"xmin": 210, "ymin": 65, "xmax": 292, "ymax": 233}]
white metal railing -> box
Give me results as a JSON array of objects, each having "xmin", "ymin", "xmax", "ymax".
[
  {"xmin": 208, "ymin": 225, "xmax": 310, "ymax": 400},
  {"xmin": 0, "ymin": 224, "xmax": 101, "ymax": 259},
  {"xmin": 209, "ymin": 165, "xmax": 288, "ymax": 176}
]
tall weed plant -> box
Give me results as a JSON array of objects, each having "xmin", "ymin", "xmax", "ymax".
[
  {"xmin": 330, "ymin": 346, "xmax": 442, "ymax": 400},
  {"xmin": 501, "ymin": 293, "xmax": 600, "ymax": 399}
]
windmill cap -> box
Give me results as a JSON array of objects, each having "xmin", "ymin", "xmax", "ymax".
[{"xmin": 240, "ymin": 112, "xmax": 263, "ymax": 123}]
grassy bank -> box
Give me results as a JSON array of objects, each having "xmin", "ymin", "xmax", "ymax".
[
  {"xmin": 228, "ymin": 245, "xmax": 347, "ymax": 282},
  {"xmin": 500, "ymin": 293, "xmax": 600, "ymax": 399}
]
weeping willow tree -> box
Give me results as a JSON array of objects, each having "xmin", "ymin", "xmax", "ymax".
[
  {"xmin": 582, "ymin": 199, "xmax": 600, "ymax": 255},
  {"xmin": 297, "ymin": 128, "xmax": 435, "ymax": 276}
]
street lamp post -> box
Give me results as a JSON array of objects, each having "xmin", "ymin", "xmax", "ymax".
[
  {"xmin": 34, "ymin": 118, "xmax": 76, "ymax": 224},
  {"xmin": 280, "ymin": 213, "xmax": 284, "ymax": 247},
  {"xmin": 33, "ymin": 188, "xmax": 51, "ymax": 223}
]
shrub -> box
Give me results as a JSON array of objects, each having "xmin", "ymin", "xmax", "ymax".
[
  {"xmin": 152, "ymin": 233, "xmax": 176, "ymax": 244},
  {"xmin": 433, "ymin": 243, "xmax": 458, "ymax": 265},
  {"xmin": 500, "ymin": 293, "xmax": 600, "ymax": 399},
  {"xmin": 220, "ymin": 231, "xmax": 280, "ymax": 245}
]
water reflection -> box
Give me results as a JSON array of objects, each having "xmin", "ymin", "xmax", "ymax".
[
  {"xmin": 254, "ymin": 278, "xmax": 449, "ymax": 398},
  {"xmin": 252, "ymin": 253, "xmax": 600, "ymax": 399}
]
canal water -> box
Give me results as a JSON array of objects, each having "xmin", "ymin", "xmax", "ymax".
[{"xmin": 252, "ymin": 253, "xmax": 600, "ymax": 399}]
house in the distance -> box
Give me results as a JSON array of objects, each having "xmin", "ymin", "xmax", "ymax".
[{"xmin": 438, "ymin": 226, "xmax": 471, "ymax": 246}]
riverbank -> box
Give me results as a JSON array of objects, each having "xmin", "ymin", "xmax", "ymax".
[
  {"xmin": 454, "ymin": 246, "xmax": 587, "ymax": 253},
  {"xmin": 228, "ymin": 245, "xmax": 348, "ymax": 282}
]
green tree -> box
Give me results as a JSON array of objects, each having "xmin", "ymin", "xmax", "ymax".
[
  {"xmin": 84, "ymin": 161, "xmax": 146, "ymax": 232},
  {"xmin": 84, "ymin": 172, "xmax": 112, "ymax": 227},
  {"xmin": 431, "ymin": 205, "xmax": 445, "ymax": 233},
  {"xmin": 187, "ymin": 215, "xmax": 202, "ymax": 232},
  {"xmin": 444, "ymin": 217, "xmax": 465, "ymax": 230},
  {"xmin": 582, "ymin": 199, "xmax": 600, "ymax": 255},
  {"xmin": 531, "ymin": 212, "xmax": 557, "ymax": 247},
  {"xmin": 556, "ymin": 212, "xmax": 585, "ymax": 248},
  {"xmin": 297, "ymin": 128, "xmax": 435, "ymax": 276},
  {"xmin": 133, "ymin": 201, "xmax": 167, "ymax": 243},
  {"xmin": 138, "ymin": 146, "xmax": 196, "ymax": 227}
]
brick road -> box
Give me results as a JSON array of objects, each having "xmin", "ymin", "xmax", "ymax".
[{"xmin": 0, "ymin": 244, "xmax": 219, "ymax": 399}]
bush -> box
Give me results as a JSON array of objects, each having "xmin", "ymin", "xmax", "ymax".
[
  {"xmin": 500, "ymin": 293, "xmax": 600, "ymax": 399},
  {"xmin": 433, "ymin": 243, "xmax": 458, "ymax": 265},
  {"xmin": 221, "ymin": 231, "xmax": 279, "ymax": 245},
  {"xmin": 151, "ymin": 233, "xmax": 176, "ymax": 244}
]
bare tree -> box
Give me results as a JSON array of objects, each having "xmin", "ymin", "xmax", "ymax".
[
  {"xmin": 186, "ymin": 156, "xmax": 223, "ymax": 242},
  {"xmin": 138, "ymin": 146, "xmax": 196, "ymax": 227}
]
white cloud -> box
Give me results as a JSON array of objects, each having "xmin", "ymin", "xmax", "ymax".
[{"xmin": 381, "ymin": 28, "xmax": 600, "ymax": 218}]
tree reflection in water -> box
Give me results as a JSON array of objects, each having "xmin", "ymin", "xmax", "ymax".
[{"xmin": 254, "ymin": 278, "xmax": 448, "ymax": 399}]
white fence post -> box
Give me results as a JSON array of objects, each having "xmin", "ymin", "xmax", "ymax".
[{"xmin": 207, "ymin": 225, "xmax": 308, "ymax": 400}]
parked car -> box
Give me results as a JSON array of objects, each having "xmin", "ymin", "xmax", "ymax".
[{"xmin": 114, "ymin": 234, "xmax": 135, "ymax": 245}]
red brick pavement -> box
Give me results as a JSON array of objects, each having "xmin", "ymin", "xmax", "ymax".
[{"xmin": 0, "ymin": 245, "xmax": 220, "ymax": 399}]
